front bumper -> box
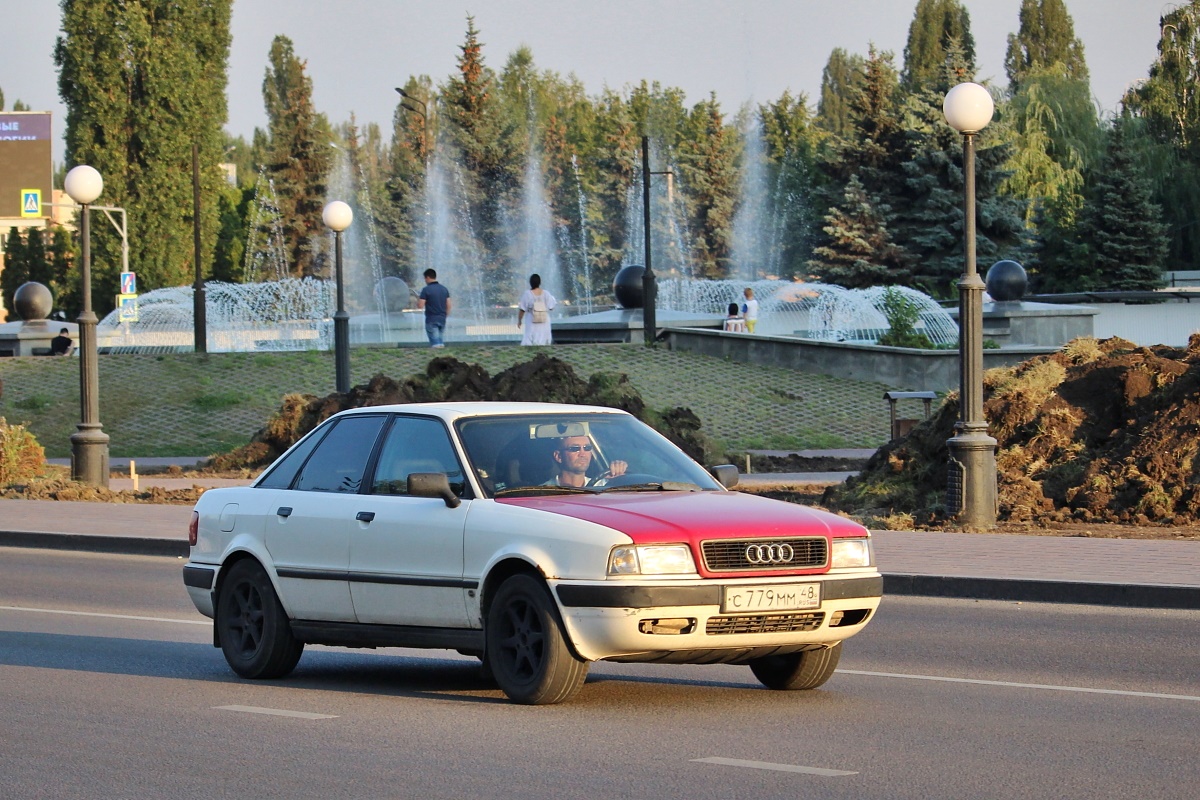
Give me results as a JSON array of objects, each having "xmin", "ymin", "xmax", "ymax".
[{"xmin": 553, "ymin": 573, "xmax": 882, "ymax": 663}]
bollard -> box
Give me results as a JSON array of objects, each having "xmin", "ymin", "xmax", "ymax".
[{"xmin": 130, "ymin": 459, "xmax": 138, "ymax": 491}]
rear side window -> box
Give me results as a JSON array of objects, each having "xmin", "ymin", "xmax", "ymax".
[
  {"xmin": 256, "ymin": 424, "xmax": 330, "ymax": 489},
  {"xmin": 293, "ymin": 415, "xmax": 387, "ymax": 493}
]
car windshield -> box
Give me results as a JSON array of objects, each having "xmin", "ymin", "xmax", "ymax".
[{"xmin": 456, "ymin": 413, "xmax": 723, "ymax": 498}]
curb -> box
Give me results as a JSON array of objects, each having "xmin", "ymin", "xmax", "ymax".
[
  {"xmin": 5, "ymin": 531, "xmax": 1198, "ymax": 610},
  {"xmin": 0, "ymin": 530, "xmax": 189, "ymax": 558},
  {"xmin": 883, "ymin": 574, "xmax": 1200, "ymax": 610}
]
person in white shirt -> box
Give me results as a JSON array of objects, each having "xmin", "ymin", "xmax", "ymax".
[
  {"xmin": 741, "ymin": 287, "xmax": 759, "ymax": 333},
  {"xmin": 517, "ymin": 273, "xmax": 557, "ymax": 346}
]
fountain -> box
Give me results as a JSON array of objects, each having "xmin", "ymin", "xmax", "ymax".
[{"xmin": 84, "ymin": 119, "xmax": 969, "ymax": 353}]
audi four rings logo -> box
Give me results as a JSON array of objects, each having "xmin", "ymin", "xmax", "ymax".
[{"xmin": 744, "ymin": 543, "xmax": 795, "ymax": 564}]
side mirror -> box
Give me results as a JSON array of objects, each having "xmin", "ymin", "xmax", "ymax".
[
  {"xmin": 709, "ymin": 464, "xmax": 739, "ymax": 489},
  {"xmin": 408, "ymin": 472, "xmax": 461, "ymax": 508}
]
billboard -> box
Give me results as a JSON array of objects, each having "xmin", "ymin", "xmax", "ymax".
[{"xmin": 0, "ymin": 112, "xmax": 53, "ymax": 220}]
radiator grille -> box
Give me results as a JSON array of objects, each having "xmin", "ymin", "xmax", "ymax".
[
  {"xmin": 706, "ymin": 612, "xmax": 825, "ymax": 635},
  {"xmin": 701, "ymin": 538, "xmax": 828, "ymax": 572}
]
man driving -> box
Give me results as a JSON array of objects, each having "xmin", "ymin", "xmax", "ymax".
[{"xmin": 547, "ymin": 435, "xmax": 627, "ymax": 488}]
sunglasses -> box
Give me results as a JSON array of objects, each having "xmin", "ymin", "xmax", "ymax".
[{"xmin": 561, "ymin": 444, "xmax": 594, "ymax": 453}]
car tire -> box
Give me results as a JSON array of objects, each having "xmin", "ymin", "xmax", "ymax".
[
  {"xmin": 486, "ymin": 573, "xmax": 588, "ymax": 705},
  {"xmin": 216, "ymin": 559, "xmax": 303, "ymax": 679},
  {"xmin": 749, "ymin": 643, "xmax": 842, "ymax": 690}
]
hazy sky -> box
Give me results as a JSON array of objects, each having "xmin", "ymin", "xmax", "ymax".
[{"xmin": 2, "ymin": 1, "xmax": 1171, "ymax": 163}]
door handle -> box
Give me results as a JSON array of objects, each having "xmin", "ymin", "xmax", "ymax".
[
  {"xmin": 355, "ymin": 511, "xmax": 375, "ymax": 522},
  {"xmin": 276, "ymin": 506, "xmax": 292, "ymax": 517}
]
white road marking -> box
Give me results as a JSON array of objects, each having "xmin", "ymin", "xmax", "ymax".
[
  {"xmin": 692, "ymin": 757, "xmax": 857, "ymax": 777},
  {"xmin": 839, "ymin": 669, "xmax": 1200, "ymax": 702},
  {"xmin": 0, "ymin": 605, "xmax": 209, "ymax": 625},
  {"xmin": 214, "ymin": 705, "xmax": 338, "ymax": 720}
]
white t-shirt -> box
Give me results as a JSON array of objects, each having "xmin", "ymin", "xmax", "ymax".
[{"xmin": 741, "ymin": 298, "xmax": 759, "ymax": 320}]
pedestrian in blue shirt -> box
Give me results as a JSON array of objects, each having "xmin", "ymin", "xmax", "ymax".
[{"xmin": 417, "ymin": 268, "xmax": 451, "ymax": 348}]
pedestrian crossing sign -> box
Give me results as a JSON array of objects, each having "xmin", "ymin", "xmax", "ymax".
[
  {"xmin": 20, "ymin": 189, "xmax": 41, "ymax": 218},
  {"xmin": 117, "ymin": 293, "xmax": 139, "ymax": 323}
]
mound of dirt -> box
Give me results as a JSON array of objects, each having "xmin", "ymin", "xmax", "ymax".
[
  {"xmin": 207, "ymin": 353, "xmax": 712, "ymax": 472},
  {"xmin": 825, "ymin": 335, "xmax": 1200, "ymax": 531}
]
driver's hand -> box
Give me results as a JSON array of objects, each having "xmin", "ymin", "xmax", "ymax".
[{"xmin": 606, "ymin": 460, "xmax": 628, "ymax": 477}]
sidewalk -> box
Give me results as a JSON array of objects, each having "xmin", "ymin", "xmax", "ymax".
[{"xmin": 2, "ymin": 495, "xmax": 1198, "ymax": 609}]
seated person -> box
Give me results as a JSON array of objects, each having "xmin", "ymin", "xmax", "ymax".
[
  {"xmin": 50, "ymin": 328, "xmax": 74, "ymax": 356},
  {"xmin": 545, "ymin": 434, "xmax": 628, "ymax": 488},
  {"xmin": 722, "ymin": 303, "xmax": 745, "ymax": 332}
]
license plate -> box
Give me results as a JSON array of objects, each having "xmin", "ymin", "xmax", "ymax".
[{"xmin": 721, "ymin": 583, "xmax": 821, "ymax": 613}]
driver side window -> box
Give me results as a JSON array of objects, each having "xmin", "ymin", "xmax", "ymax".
[{"xmin": 371, "ymin": 416, "xmax": 464, "ymax": 496}]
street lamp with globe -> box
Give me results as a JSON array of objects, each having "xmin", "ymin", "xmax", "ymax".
[
  {"xmin": 63, "ymin": 165, "xmax": 110, "ymax": 487},
  {"xmin": 323, "ymin": 200, "xmax": 354, "ymax": 393},
  {"xmin": 942, "ymin": 82, "xmax": 998, "ymax": 529}
]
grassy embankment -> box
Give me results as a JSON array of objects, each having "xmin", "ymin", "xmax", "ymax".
[{"xmin": 0, "ymin": 344, "xmax": 893, "ymax": 459}]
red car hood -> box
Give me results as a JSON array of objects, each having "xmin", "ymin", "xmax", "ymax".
[{"xmin": 498, "ymin": 490, "xmax": 867, "ymax": 546}]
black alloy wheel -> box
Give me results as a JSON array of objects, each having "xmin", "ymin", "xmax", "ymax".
[
  {"xmin": 486, "ymin": 573, "xmax": 588, "ymax": 705},
  {"xmin": 216, "ymin": 559, "xmax": 303, "ymax": 679}
]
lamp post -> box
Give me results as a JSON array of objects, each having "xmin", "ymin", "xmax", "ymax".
[
  {"xmin": 639, "ymin": 136, "xmax": 672, "ymax": 346},
  {"xmin": 323, "ymin": 200, "xmax": 354, "ymax": 393},
  {"xmin": 943, "ymin": 82, "xmax": 997, "ymax": 530},
  {"xmin": 63, "ymin": 165, "xmax": 110, "ymax": 487}
]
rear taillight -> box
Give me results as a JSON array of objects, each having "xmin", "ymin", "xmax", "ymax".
[{"xmin": 188, "ymin": 511, "xmax": 199, "ymax": 547}]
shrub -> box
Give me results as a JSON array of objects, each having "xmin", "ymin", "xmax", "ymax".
[
  {"xmin": 876, "ymin": 287, "xmax": 934, "ymax": 349},
  {"xmin": 0, "ymin": 417, "xmax": 46, "ymax": 484}
]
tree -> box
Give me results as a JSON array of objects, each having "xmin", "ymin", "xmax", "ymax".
[
  {"xmin": 1123, "ymin": 1, "xmax": 1200, "ymax": 269},
  {"xmin": 261, "ymin": 35, "xmax": 332, "ymax": 278},
  {"xmin": 902, "ymin": 0, "xmax": 976, "ymax": 91},
  {"xmin": 441, "ymin": 16, "xmax": 519, "ymax": 300},
  {"xmin": 1002, "ymin": 71, "xmax": 1100, "ymax": 225},
  {"xmin": 807, "ymin": 175, "xmax": 907, "ymax": 288},
  {"xmin": 677, "ymin": 95, "xmax": 739, "ymax": 278},
  {"xmin": 1004, "ymin": 0, "xmax": 1089, "ymax": 91},
  {"xmin": 1076, "ymin": 119, "xmax": 1169, "ymax": 290},
  {"xmin": 1122, "ymin": 2, "xmax": 1200, "ymax": 158},
  {"xmin": 1, "ymin": 228, "xmax": 26, "ymax": 315},
  {"xmin": 817, "ymin": 49, "xmax": 866, "ymax": 138},
  {"xmin": 55, "ymin": 0, "xmax": 232, "ymax": 309},
  {"xmin": 760, "ymin": 92, "xmax": 824, "ymax": 278}
]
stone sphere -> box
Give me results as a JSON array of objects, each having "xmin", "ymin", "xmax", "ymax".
[
  {"xmin": 14, "ymin": 282, "xmax": 53, "ymax": 321},
  {"xmin": 613, "ymin": 265, "xmax": 645, "ymax": 309},
  {"xmin": 985, "ymin": 260, "xmax": 1027, "ymax": 302},
  {"xmin": 375, "ymin": 276, "xmax": 411, "ymax": 313}
]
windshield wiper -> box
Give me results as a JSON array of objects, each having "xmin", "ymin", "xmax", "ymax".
[
  {"xmin": 597, "ymin": 481, "xmax": 703, "ymax": 493},
  {"xmin": 494, "ymin": 485, "xmax": 595, "ymax": 498}
]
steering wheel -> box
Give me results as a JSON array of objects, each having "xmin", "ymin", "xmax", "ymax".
[{"xmin": 590, "ymin": 472, "xmax": 659, "ymax": 489}]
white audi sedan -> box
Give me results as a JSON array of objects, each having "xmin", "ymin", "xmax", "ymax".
[{"xmin": 183, "ymin": 402, "xmax": 882, "ymax": 704}]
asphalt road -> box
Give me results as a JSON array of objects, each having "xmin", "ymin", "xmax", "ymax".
[{"xmin": 2, "ymin": 547, "xmax": 1197, "ymax": 800}]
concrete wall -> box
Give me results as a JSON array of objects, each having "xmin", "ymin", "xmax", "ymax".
[{"xmin": 664, "ymin": 328, "xmax": 1058, "ymax": 392}]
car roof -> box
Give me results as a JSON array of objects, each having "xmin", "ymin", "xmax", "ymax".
[{"xmin": 332, "ymin": 401, "xmax": 634, "ymax": 423}]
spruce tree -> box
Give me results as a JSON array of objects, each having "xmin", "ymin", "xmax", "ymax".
[
  {"xmin": 441, "ymin": 16, "xmax": 519, "ymax": 301},
  {"xmin": 262, "ymin": 35, "xmax": 332, "ymax": 278},
  {"xmin": 1077, "ymin": 120, "xmax": 1169, "ymax": 290},
  {"xmin": 55, "ymin": 0, "xmax": 231, "ymax": 308},
  {"xmin": 807, "ymin": 175, "xmax": 906, "ymax": 288}
]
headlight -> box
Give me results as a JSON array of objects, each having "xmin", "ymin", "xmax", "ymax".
[
  {"xmin": 830, "ymin": 538, "xmax": 873, "ymax": 569},
  {"xmin": 608, "ymin": 544, "xmax": 696, "ymax": 576}
]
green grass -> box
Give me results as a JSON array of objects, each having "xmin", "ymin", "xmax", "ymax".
[{"xmin": 0, "ymin": 343, "xmax": 896, "ymax": 459}]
